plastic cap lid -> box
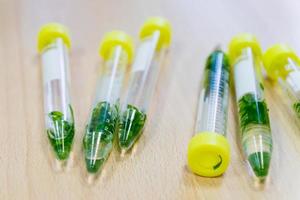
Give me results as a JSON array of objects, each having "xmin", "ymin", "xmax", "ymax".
[
  {"xmin": 37, "ymin": 23, "xmax": 71, "ymax": 53},
  {"xmin": 187, "ymin": 132, "xmax": 230, "ymax": 177},
  {"xmin": 99, "ymin": 31, "xmax": 134, "ymax": 63},
  {"xmin": 263, "ymin": 44, "xmax": 299, "ymax": 80},
  {"xmin": 228, "ymin": 33, "xmax": 262, "ymax": 63},
  {"xmin": 139, "ymin": 17, "xmax": 172, "ymax": 50}
]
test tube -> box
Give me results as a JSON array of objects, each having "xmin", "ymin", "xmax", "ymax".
[
  {"xmin": 118, "ymin": 17, "xmax": 172, "ymax": 153},
  {"xmin": 263, "ymin": 44, "xmax": 300, "ymax": 117},
  {"xmin": 83, "ymin": 31, "xmax": 134, "ymax": 176},
  {"xmin": 187, "ymin": 49, "xmax": 230, "ymax": 177},
  {"xmin": 229, "ymin": 34, "xmax": 272, "ymax": 181},
  {"xmin": 37, "ymin": 23, "xmax": 75, "ymax": 166}
]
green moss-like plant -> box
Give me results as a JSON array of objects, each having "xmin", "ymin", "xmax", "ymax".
[
  {"xmin": 238, "ymin": 93, "xmax": 270, "ymax": 133},
  {"xmin": 248, "ymin": 151, "xmax": 271, "ymax": 178},
  {"xmin": 204, "ymin": 50, "xmax": 229, "ymax": 92},
  {"xmin": 293, "ymin": 101, "xmax": 300, "ymax": 118},
  {"xmin": 47, "ymin": 105, "xmax": 75, "ymax": 160},
  {"xmin": 118, "ymin": 104, "xmax": 147, "ymax": 151},
  {"xmin": 83, "ymin": 101, "xmax": 117, "ymax": 174}
]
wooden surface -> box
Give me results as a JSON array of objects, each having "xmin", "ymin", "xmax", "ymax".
[{"xmin": 1, "ymin": 0, "xmax": 300, "ymax": 199}]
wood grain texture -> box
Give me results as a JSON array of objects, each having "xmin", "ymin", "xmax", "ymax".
[{"xmin": 1, "ymin": 0, "xmax": 300, "ymax": 199}]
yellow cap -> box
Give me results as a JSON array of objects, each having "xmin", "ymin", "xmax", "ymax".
[
  {"xmin": 99, "ymin": 31, "xmax": 134, "ymax": 63},
  {"xmin": 37, "ymin": 23, "xmax": 71, "ymax": 53},
  {"xmin": 139, "ymin": 17, "xmax": 172, "ymax": 50},
  {"xmin": 228, "ymin": 33, "xmax": 262, "ymax": 63},
  {"xmin": 187, "ymin": 132, "xmax": 230, "ymax": 177},
  {"xmin": 263, "ymin": 44, "xmax": 299, "ymax": 80}
]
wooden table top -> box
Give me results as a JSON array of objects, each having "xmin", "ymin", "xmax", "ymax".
[{"xmin": 1, "ymin": 0, "xmax": 300, "ymax": 199}]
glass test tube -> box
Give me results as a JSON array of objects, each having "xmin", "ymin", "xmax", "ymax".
[
  {"xmin": 263, "ymin": 44, "xmax": 300, "ymax": 117},
  {"xmin": 118, "ymin": 17, "xmax": 172, "ymax": 153},
  {"xmin": 187, "ymin": 49, "xmax": 230, "ymax": 177},
  {"xmin": 83, "ymin": 31, "xmax": 134, "ymax": 176},
  {"xmin": 38, "ymin": 23, "xmax": 75, "ymax": 165},
  {"xmin": 229, "ymin": 34, "xmax": 272, "ymax": 181}
]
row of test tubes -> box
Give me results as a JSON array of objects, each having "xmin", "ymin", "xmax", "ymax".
[
  {"xmin": 38, "ymin": 19, "xmax": 300, "ymax": 184},
  {"xmin": 187, "ymin": 34, "xmax": 300, "ymax": 183},
  {"xmin": 37, "ymin": 17, "xmax": 172, "ymax": 182}
]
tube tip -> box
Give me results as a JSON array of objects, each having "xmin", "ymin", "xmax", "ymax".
[
  {"xmin": 85, "ymin": 158, "xmax": 105, "ymax": 174},
  {"xmin": 213, "ymin": 44, "xmax": 222, "ymax": 51},
  {"xmin": 86, "ymin": 173, "xmax": 97, "ymax": 185},
  {"xmin": 52, "ymin": 158, "xmax": 65, "ymax": 171},
  {"xmin": 120, "ymin": 149, "xmax": 127, "ymax": 157},
  {"xmin": 51, "ymin": 152, "xmax": 75, "ymax": 171},
  {"xmin": 248, "ymin": 151, "xmax": 271, "ymax": 180}
]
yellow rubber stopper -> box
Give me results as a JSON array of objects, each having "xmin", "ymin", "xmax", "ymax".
[
  {"xmin": 228, "ymin": 33, "xmax": 262, "ymax": 63},
  {"xmin": 187, "ymin": 132, "xmax": 230, "ymax": 177},
  {"xmin": 99, "ymin": 31, "xmax": 134, "ymax": 63},
  {"xmin": 139, "ymin": 17, "xmax": 172, "ymax": 50},
  {"xmin": 263, "ymin": 44, "xmax": 299, "ymax": 80},
  {"xmin": 37, "ymin": 23, "xmax": 71, "ymax": 53}
]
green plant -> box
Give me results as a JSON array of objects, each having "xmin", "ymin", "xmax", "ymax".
[
  {"xmin": 47, "ymin": 105, "xmax": 75, "ymax": 160},
  {"xmin": 118, "ymin": 104, "xmax": 147, "ymax": 151},
  {"xmin": 83, "ymin": 101, "xmax": 117, "ymax": 173},
  {"xmin": 204, "ymin": 50, "xmax": 229, "ymax": 91},
  {"xmin": 238, "ymin": 93, "xmax": 270, "ymax": 133},
  {"xmin": 293, "ymin": 101, "xmax": 300, "ymax": 118},
  {"xmin": 248, "ymin": 151, "xmax": 271, "ymax": 178}
]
